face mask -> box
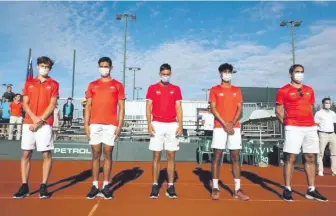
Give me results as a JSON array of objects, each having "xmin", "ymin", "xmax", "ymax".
[
  {"xmin": 221, "ymin": 73, "xmax": 232, "ymax": 82},
  {"xmin": 324, "ymin": 104, "xmax": 331, "ymax": 109},
  {"xmin": 67, "ymin": 100, "xmax": 71, "ymax": 103},
  {"xmin": 99, "ymin": 68, "xmax": 110, "ymax": 77},
  {"xmin": 39, "ymin": 67, "xmax": 49, "ymax": 76},
  {"xmin": 160, "ymin": 75, "xmax": 170, "ymax": 83},
  {"xmin": 293, "ymin": 73, "xmax": 304, "ymax": 83}
]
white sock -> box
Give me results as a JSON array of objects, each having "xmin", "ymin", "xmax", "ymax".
[
  {"xmin": 153, "ymin": 183, "xmax": 158, "ymax": 185},
  {"xmin": 93, "ymin": 181, "xmax": 98, "ymax": 188},
  {"xmin": 234, "ymin": 179, "xmax": 240, "ymax": 191},
  {"xmin": 168, "ymin": 183, "xmax": 174, "ymax": 187},
  {"xmin": 308, "ymin": 186, "xmax": 315, "ymax": 192},
  {"xmin": 285, "ymin": 186, "xmax": 291, "ymax": 191},
  {"xmin": 213, "ymin": 179, "xmax": 219, "ymax": 189},
  {"xmin": 103, "ymin": 181, "xmax": 109, "ymax": 188}
]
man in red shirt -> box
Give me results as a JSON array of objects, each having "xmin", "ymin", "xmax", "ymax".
[
  {"xmin": 276, "ymin": 64, "xmax": 327, "ymax": 202},
  {"xmin": 209, "ymin": 63, "xmax": 249, "ymax": 201},
  {"xmin": 13, "ymin": 56, "xmax": 59, "ymax": 199},
  {"xmin": 8, "ymin": 94, "xmax": 23, "ymax": 140},
  {"xmin": 146, "ymin": 63, "xmax": 183, "ymax": 199},
  {"xmin": 84, "ymin": 57, "xmax": 125, "ymax": 200}
]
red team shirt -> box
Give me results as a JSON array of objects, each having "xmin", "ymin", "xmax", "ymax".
[
  {"xmin": 146, "ymin": 83, "xmax": 182, "ymax": 123},
  {"xmin": 276, "ymin": 84, "xmax": 315, "ymax": 127},
  {"xmin": 86, "ymin": 79, "xmax": 125, "ymax": 126},
  {"xmin": 209, "ymin": 85, "xmax": 243, "ymax": 128},
  {"xmin": 10, "ymin": 102, "xmax": 23, "ymax": 117},
  {"xmin": 22, "ymin": 77, "xmax": 59, "ymax": 126}
]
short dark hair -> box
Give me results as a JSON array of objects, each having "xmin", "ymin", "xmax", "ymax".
[
  {"xmin": 160, "ymin": 63, "xmax": 171, "ymax": 71},
  {"xmin": 98, "ymin": 57, "xmax": 112, "ymax": 67},
  {"xmin": 7, "ymin": 86, "xmax": 12, "ymax": 89},
  {"xmin": 289, "ymin": 64, "xmax": 304, "ymax": 74},
  {"xmin": 322, "ymin": 97, "xmax": 331, "ymax": 104},
  {"xmin": 15, "ymin": 94, "xmax": 21, "ymax": 97},
  {"xmin": 218, "ymin": 63, "xmax": 233, "ymax": 73},
  {"xmin": 37, "ymin": 56, "xmax": 54, "ymax": 69}
]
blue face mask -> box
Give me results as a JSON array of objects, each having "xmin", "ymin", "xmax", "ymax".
[{"xmin": 160, "ymin": 75, "xmax": 170, "ymax": 83}]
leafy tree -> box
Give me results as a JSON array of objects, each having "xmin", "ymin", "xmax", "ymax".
[{"xmin": 331, "ymin": 101, "xmax": 336, "ymax": 112}]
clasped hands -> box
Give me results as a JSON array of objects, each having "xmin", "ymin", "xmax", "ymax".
[
  {"xmin": 223, "ymin": 121, "xmax": 235, "ymax": 135},
  {"xmin": 29, "ymin": 116, "xmax": 45, "ymax": 132}
]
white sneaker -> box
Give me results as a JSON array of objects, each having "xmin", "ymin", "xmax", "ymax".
[
  {"xmin": 318, "ymin": 171, "xmax": 324, "ymax": 176},
  {"xmin": 332, "ymin": 173, "xmax": 336, "ymax": 176}
]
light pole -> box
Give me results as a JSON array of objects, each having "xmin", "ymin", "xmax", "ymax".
[
  {"xmin": 202, "ymin": 88, "xmax": 210, "ymax": 101},
  {"xmin": 280, "ymin": 20, "xmax": 302, "ymax": 65},
  {"xmin": 116, "ymin": 13, "xmax": 136, "ymax": 88},
  {"xmin": 134, "ymin": 87, "xmax": 142, "ymax": 100},
  {"xmin": 127, "ymin": 67, "xmax": 141, "ymax": 100}
]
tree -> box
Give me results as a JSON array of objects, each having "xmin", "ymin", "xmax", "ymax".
[{"xmin": 331, "ymin": 101, "xmax": 336, "ymax": 112}]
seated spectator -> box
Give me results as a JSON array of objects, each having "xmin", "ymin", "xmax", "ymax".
[
  {"xmin": 2, "ymin": 86, "xmax": 15, "ymax": 102},
  {"xmin": 8, "ymin": 94, "xmax": 23, "ymax": 140}
]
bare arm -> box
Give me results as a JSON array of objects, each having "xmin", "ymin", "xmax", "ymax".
[
  {"xmin": 275, "ymin": 104, "xmax": 284, "ymax": 124},
  {"xmin": 231, "ymin": 103, "xmax": 242, "ymax": 125},
  {"xmin": 40, "ymin": 98, "xmax": 57, "ymax": 121},
  {"xmin": 176, "ymin": 101, "xmax": 183, "ymax": 127},
  {"xmin": 117, "ymin": 99, "xmax": 125, "ymax": 128},
  {"xmin": 84, "ymin": 98, "xmax": 92, "ymax": 126},
  {"xmin": 146, "ymin": 100, "xmax": 152, "ymax": 125},
  {"xmin": 210, "ymin": 101, "xmax": 227, "ymax": 127},
  {"xmin": 22, "ymin": 96, "xmax": 38, "ymax": 121}
]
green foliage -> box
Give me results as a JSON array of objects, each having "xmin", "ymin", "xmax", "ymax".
[{"xmin": 331, "ymin": 101, "xmax": 336, "ymax": 112}]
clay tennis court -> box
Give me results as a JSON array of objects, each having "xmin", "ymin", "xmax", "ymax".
[{"xmin": 0, "ymin": 160, "xmax": 334, "ymax": 216}]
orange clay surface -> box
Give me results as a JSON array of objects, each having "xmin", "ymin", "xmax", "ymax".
[{"xmin": 0, "ymin": 161, "xmax": 335, "ymax": 216}]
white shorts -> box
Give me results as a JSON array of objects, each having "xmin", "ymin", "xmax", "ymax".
[
  {"xmin": 211, "ymin": 128, "xmax": 242, "ymax": 150},
  {"xmin": 284, "ymin": 126, "xmax": 319, "ymax": 154},
  {"xmin": 89, "ymin": 124, "xmax": 116, "ymax": 146},
  {"xmin": 149, "ymin": 121, "xmax": 179, "ymax": 152},
  {"xmin": 21, "ymin": 124, "xmax": 53, "ymax": 152}
]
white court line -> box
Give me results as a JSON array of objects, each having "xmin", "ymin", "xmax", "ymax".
[
  {"xmin": 88, "ymin": 200, "xmax": 100, "ymax": 216},
  {"xmin": 0, "ymin": 196, "xmax": 334, "ymax": 203},
  {"xmin": 1, "ymin": 181, "xmax": 336, "ymax": 188}
]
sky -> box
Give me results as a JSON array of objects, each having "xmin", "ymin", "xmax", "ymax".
[{"xmin": 0, "ymin": 1, "xmax": 336, "ymax": 104}]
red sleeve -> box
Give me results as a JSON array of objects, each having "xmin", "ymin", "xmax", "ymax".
[
  {"xmin": 85, "ymin": 83, "xmax": 93, "ymax": 99},
  {"xmin": 51, "ymin": 82, "xmax": 59, "ymax": 98},
  {"xmin": 118, "ymin": 83, "xmax": 126, "ymax": 100},
  {"xmin": 9, "ymin": 103, "xmax": 13, "ymax": 110},
  {"xmin": 209, "ymin": 88, "xmax": 216, "ymax": 103},
  {"xmin": 236, "ymin": 88, "xmax": 243, "ymax": 103},
  {"xmin": 146, "ymin": 85, "xmax": 153, "ymax": 100},
  {"xmin": 276, "ymin": 89, "xmax": 285, "ymax": 105},
  {"xmin": 175, "ymin": 86, "xmax": 182, "ymax": 101},
  {"xmin": 22, "ymin": 82, "xmax": 28, "ymax": 96},
  {"xmin": 310, "ymin": 89, "xmax": 315, "ymax": 105}
]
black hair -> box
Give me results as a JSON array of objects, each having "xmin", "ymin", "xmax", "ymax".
[
  {"xmin": 98, "ymin": 57, "xmax": 112, "ymax": 67},
  {"xmin": 218, "ymin": 63, "xmax": 233, "ymax": 73},
  {"xmin": 289, "ymin": 64, "xmax": 304, "ymax": 74},
  {"xmin": 7, "ymin": 86, "xmax": 12, "ymax": 89},
  {"xmin": 37, "ymin": 56, "xmax": 54, "ymax": 69},
  {"xmin": 322, "ymin": 97, "xmax": 331, "ymax": 104},
  {"xmin": 160, "ymin": 63, "xmax": 171, "ymax": 71},
  {"xmin": 15, "ymin": 94, "xmax": 21, "ymax": 97}
]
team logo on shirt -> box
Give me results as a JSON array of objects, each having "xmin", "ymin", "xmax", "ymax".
[
  {"xmin": 233, "ymin": 93, "xmax": 236, "ymax": 96},
  {"xmin": 156, "ymin": 91, "xmax": 161, "ymax": 94},
  {"xmin": 29, "ymin": 85, "xmax": 34, "ymax": 88},
  {"xmin": 170, "ymin": 91, "xmax": 174, "ymax": 94},
  {"xmin": 46, "ymin": 86, "xmax": 51, "ymax": 89},
  {"xmin": 219, "ymin": 93, "xmax": 224, "ymax": 96},
  {"xmin": 110, "ymin": 86, "xmax": 115, "ymax": 89}
]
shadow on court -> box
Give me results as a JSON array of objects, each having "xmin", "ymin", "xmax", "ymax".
[
  {"xmin": 29, "ymin": 167, "xmax": 103, "ymax": 196},
  {"xmin": 157, "ymin": 168, "xmax": 179, "ymax": 189},
  {"xmin": 110, "ymin": 167, "xmax": 144, "ymax": 193},
  {"xmin": 241, "ymin": 171, "xmax": 305, "ymax": 199},
  {"xmin": 192, "ymin": 167, "xmax": 233, "ymax": 196}
]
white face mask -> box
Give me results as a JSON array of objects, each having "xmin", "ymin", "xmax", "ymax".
[
  {"xmin": 324, "ymin": 104, "xmax": 331, "ymax": 109},
  {"xmin": 99, "ymin": 68, "xmax": 110, "ymax": 77},
  {"xmin": 293, "ymin": 73, "xmax": 304, "ymax": 83},
  {"xmin": 39, "ymin": 67, "xmax": 50, "ymax": 76},
  {"xmin": 221, "ymin": 73, "xmax": 232, "ymax": 82},
  {"xmin": 160, "ymin": 75, "xmax": 170, "ymax": 83}
]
